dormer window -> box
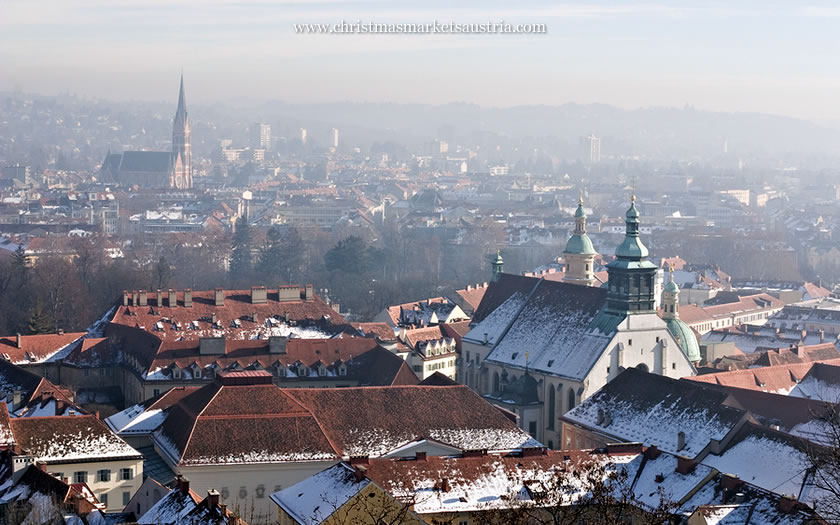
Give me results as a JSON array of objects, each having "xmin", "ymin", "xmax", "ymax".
[
  {"xmin": 319, "ymin": 367, "xmax": 326, "ymax": 377},
  {"xmin": 339, "ymin": 366, "xmax": 347, "ymax": 376},
  {"xmin": 193, "ymin": 368, "xmax": 202, "ymax": 379},
  {"xmin": 172, "ymin": 367, "xmax": 181, "ymax": 379}
]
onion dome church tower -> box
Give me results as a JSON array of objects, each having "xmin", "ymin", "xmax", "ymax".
[
  {"xmin": 491, "ymin": 251, "xmax": 504, "ymax": 282},
  {"xmin": 563, "ymin": 196, "xmax": 598, "ymax": 286},
  {"xmin": 662, "ymin": 265, "xmax": 701, "ymax": 364},
  {"xmin": 605, "ymin": 196, "xmax": 659, "ymax": 313}
]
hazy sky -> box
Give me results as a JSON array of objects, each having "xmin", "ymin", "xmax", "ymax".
[{"xmin": 2, "ymin": 0, "xmax": 839, "ymax": 120}]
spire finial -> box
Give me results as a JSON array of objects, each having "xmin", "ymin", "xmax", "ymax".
[
  {"xmin": 669, "ymin": 262, "xmax": 675, "ymax": 280},
  {"xmin": 579, "ymin": 191, "xmax": 583, "ymax": 205}
]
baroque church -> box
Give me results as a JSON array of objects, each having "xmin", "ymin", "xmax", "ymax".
[
  {"xmin": 100, "ymin": 75, "xmax": 192, "ymax": 189},
  {"xmin": 462, "ymin": 197, "xmax": 701, "ymax": 449}
]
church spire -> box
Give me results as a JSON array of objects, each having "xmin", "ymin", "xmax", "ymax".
[{"xmin": 175, "ymin": 73, "xmax": 187, "ymax": 122}]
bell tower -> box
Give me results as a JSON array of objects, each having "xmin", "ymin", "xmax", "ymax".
[
  {"xmin": 172, "ymin": 74, "xmax": 192, "ymax": 189},
  {"xmin": 563, "ymin": 195, "xmax": 598, "ymax": 286}
]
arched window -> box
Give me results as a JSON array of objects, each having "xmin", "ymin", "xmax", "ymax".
[
  {"xmin": 567, "ymin": 388, "xmax": 576, "ymax": 411},
  {"xmin": 547, "ymin": 385, "xmax": 556, "ymax": 430},
  {"xmin": 492, "ymin": 372, "xmax": 500, "ymax": 393}
]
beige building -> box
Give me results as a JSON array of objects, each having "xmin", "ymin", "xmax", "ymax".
[{"xmin": 4, "ymin": 414, "xmax": 143, "ymax": 512}]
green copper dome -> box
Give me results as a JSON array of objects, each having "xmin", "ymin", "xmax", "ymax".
[
  {"xmin": 666, "ymin": 318, "xmax": 701, "ymax": 363},
  {"xmin": 574, "ymin": 203, "xmax": 586, "ymax": 218},
  {"xmin": 564, "ymin": 234, "xmax": 596, "ymax": 255},
  {"xmin": 614, "ymin": 199, "xmax": 649, "ymax": 260},
  {"xmin": 664, "ymin": 279, "xmax": 680, "ymax": 293}
]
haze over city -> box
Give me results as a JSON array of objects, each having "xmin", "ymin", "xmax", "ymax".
[{"xmin": 3, "ymin": 0, "xmax": 840, "ymax": 120}]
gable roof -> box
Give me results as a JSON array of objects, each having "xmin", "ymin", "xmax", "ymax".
[
  {"xmin": 0, "ymin": 332, "xmax": 86, "ymax": 364},
  {"xmin": 470, "ymin": 273, "xmax": 540, "ymax": 324},
  {"xmin": 563, "ymin": 368, "xmax": 747, "ymax": 458},
  {"xmin": 483, "ymin": 279, "xmax": 610, "ymax": 380},
  {"xmin": 8, "ymin": 414, "xmax": 141, "ymax": 463}
]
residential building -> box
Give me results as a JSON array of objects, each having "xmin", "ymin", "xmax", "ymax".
[{"xmin": 1, "ymin": 412, "xmax": 143, "ymax": 511}]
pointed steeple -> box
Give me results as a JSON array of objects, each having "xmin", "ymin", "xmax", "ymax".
[{"xmin": 175, "ymin": 73, "xmax": 187, "ymax": 122}]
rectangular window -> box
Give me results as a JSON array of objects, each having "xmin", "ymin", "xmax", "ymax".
[
  {"xmin": 120, "ymin": 468, "xmax": 133, "ymax": 481},
  {"xmin": 153, "ymin": 389, "xmax": 160, "ymax": 397},
  {"xmin": 123, "ymin": 491, "xmax": 131, "ymax": 506},
  {"xmin": 75, "ymin": 471, "xmax": 88, "ymax": 483},
  {"xmin": 413, "ymin": 365, "xmax": 421, "ymax": 372},
  {"xmin": 101, "ymin": 492, "xmax": 108, "ymax": 506},
  {"xmin": 98, "ymin": 469, "xmax": 111, "ymax": 482}
]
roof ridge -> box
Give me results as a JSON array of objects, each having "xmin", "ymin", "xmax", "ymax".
[
  {"xmin": 284, "ymin": 390, "xmax": 343, "ymax": 457},
  {"xmin": 180, "ymin": 382, "xmax": 224, "ymax": 465}
]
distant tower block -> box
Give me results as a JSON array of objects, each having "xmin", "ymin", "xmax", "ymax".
[
  {"xmin": 300, "ymin": 128, "xmax": 308, "ymax": 145},
  {"xmin": 581, "ymin": 135, "xmax": 600, "ymax": 164},
  {"xmin": 563, "ymin": 196, "xmax": 598, "ymax": 286},
  {"xmin": 330, "ymin": 128, "xmax": 339, "ymax": 149},
  {"xmin": 251, "ymin": 123, "xmax": 271, "ymax": 149}
]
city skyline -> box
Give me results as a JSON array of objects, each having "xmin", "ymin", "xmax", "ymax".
[{"xmin": 2, "ymin": 1, "xmax": 840, "ymax": 121}]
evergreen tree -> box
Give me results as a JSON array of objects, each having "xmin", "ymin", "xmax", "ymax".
[
  {"xmin": 27, "ymin": 300, "xmax": 52, "ymax": 335},
  {"xmin": 229, "ymin": 217, "xmax": 252, "ymax": 280},
  {"xmin": 324, "ymin": 236, "xmax": 372, "ymax": 275},
  {"xmin": 12, "ymin": 244, "xmax": 27, "ymax": 284},
  {"xmin": 258, "ymin": 227, "xmax": 304, "ymax": 283}
]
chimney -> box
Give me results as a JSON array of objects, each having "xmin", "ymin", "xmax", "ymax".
[
  {"xmin": 15, "ymin": 333, "xmax": 21, "ymax": 349},
  {"xmin": 156, "ymin": 289, "xmax": 164, "ymax": 307},
  {"xmin": 220, "ymin": 504, "xmax": 227, "ymax": 516},
  {"xmin": 132, "ymin": 290, "xmax": 139, "ymax": 306},
  {"xmin": 643, "ymin": 445, "xmax": 661, "ymax": 460},
  {"xmin": 440, "ymin": 478, "xmax": 451, "ymax": 492},
  {"xmin": 251, "ymin": 312, "xmax": 258, "ymax": 324},
  {"xmin": 720, "ymin": 473, "xmax": 743, "ymax": 499},
  {"xmin": 184, "ymin": 289, "xmax": 192, "ymax": 308},
  {"xmin": 483, "ymin": 332, "xmax": 489, "ymax": 345},
  {"xmin": 211, "ymin": 313, "xmax": 218, "ymax": 325},
  {"xmin": 251, "ymin": 286, "xmax": 267, "ymax": 304},
  {"xmin": 138, "ymin": 290, "xmax": 148, "ymax": 307},
  {"xmin": 12, "ymin": 390, "xmax": 21, "ymax": 410},
  {"xmin": 349, "ymin": 456, "xmax": 370, "ymax": 466},
  {"xmin": 177, "ymin": 476, "xmax": 190, "ymax": 495},
  {"xmin": 462, "ymin": 449, "xmax": 487, "ymax": 458},
  {"xmin": 675, "ymin": 456, "xmax": 697, "ymax": 475},
  {"xmin": 415, "ymin": 451, "xmax": 427, "ymax": 462},
  {"xmin": 305, "ymin": 284, "xmax": 314, "ymax": 301},
  {"xmin": 168, "ymin": 289, "xmax": 177, "ymax": 307},
  {"xmin": 122, "ymin": 291, "xmax": 129, "ymax": 306},
  {"xmin": 206, "ymin": 489, "xmax": 220, "ymax": 510},
  {"xmin": 677, "ymin": 431, "xmax": 686, "ymax": 451},
  {"xmin": 215, "ymin": 288, "xmax": 225, "ymax": 307},
  {"xmin": 820, "ymin": 329, "xmax": 825, "ymax": 343},
  {"xmin": 331, "ymin": 302, "xmax": 341, "ymax": 313}
]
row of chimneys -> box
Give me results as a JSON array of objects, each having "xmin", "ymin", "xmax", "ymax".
[
  {"xmin": 122, "ymin": 285, "xmax": 315, "ymax": 308},
  {"xmin": 463, "ymin": 282, "xmax": 489, "ymax": 291}
]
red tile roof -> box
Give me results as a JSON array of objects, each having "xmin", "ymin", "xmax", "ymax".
[
  {"xmin": 685, "ymin": 358, "xmax": 840, "ymax": 393},
  {"xmin": 0, "ymin": 333, "xmax": 86, "ymax": 364},
  {"xmin": 155, "ymin": 383, "xmax": 531, "ymax": 466},
  {"xmin": 109, "ymin": 287, "xmax": 344, "ymax": 344},
  {"xmin": 455, "ymin": 284, "xmax": 489, "ymax": 312}
]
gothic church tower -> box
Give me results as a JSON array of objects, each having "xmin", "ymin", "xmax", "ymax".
[{"xmin": 172, "ymin": 74, "xmax": 192, "ymax": 189}]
